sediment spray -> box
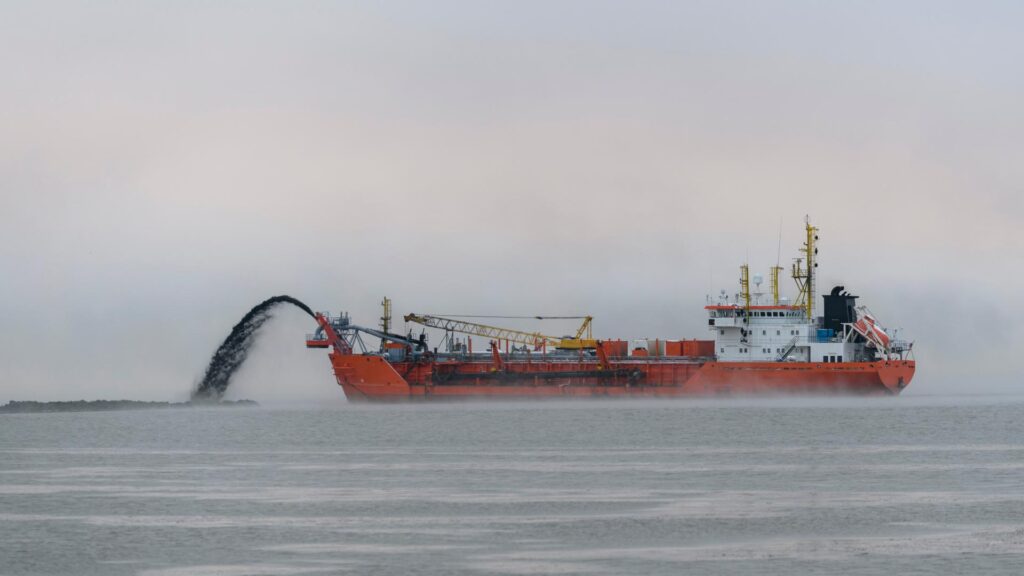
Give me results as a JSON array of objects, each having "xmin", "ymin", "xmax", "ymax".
[{"xmin": 192, "ymin": 295, "xmax": 315, "ymax": 401}]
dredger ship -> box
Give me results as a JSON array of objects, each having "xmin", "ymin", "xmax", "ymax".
[{"xmin": 306, "ymin": 219, "xmax": 915, "ymax": 400}]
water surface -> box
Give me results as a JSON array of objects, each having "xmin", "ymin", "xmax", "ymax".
[{"xmin": 2, "ymin": 395, "xmax": 1023, "ymax": 575}]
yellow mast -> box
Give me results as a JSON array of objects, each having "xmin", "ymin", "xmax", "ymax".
[
  {"xmin": 770, "ymin": 266, "xmax": 783, "ymax": 306},
  {"xmin": 380, "ymin": 297, "xmax": 392, "ymax": 334},
  {"xmin": 790, "ymin": 217, "xmax": 819, "ymax": 320},
  {"xmin": 740, "ymin": 264, "xmax": 751, "ymax": 312},
  {"xmin": 379, "ymin": 296, "xmax": 394, "ymax": 353},
  {"xmin": 804, "ymin": 218, "xmax": 818, "ymax": 320}
]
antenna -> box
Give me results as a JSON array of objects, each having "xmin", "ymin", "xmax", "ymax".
[
  {"xmin": 770, "ymin": 218, "xmax": 784, "ymax": 306},
  {"xmin": 708, "ymin": 264, "xmax": 713, "ymax": 303},
  {"xmin": 776, "ymin": 217, "xmax": 783, "ymax": 269}
]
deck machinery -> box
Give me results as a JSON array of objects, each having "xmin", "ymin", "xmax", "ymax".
[{"xmin": 306, "ymin": 218, "xmax": 915, "ymax": 400}]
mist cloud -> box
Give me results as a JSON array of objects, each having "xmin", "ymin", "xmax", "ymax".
[{"xmin": 1, "ymin": 1, "xmax": 1022, "ymax": 401}]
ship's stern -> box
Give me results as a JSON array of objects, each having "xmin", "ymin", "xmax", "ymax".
[{"xmin": 877, "ymin": 360, "xmax": 915, "ymax": 394}]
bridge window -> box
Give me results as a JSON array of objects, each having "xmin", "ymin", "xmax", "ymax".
[{"xmin": 837, "ymin": 355, "xmax": 843, "ymax": 363}]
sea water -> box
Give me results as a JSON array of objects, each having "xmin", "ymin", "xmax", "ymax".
[{"xmin": 2, "ymin": 395, "xmax": 1023, "ymax": 575}]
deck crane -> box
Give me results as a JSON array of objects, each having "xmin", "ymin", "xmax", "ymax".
[{"xmin": 402, "ymin": 313, "xmax": 596, "ymax": 350}]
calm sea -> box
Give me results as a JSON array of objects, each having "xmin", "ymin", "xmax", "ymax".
[{"xmin": 2, "ymin": 395, "xmax": 1024, "ymax": 575}]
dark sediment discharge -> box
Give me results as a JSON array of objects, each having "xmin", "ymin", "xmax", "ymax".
[{"xmin": 192, "ymin": 295, "xmax": 315, "ymax": 401}]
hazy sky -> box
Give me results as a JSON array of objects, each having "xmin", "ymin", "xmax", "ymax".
[{"xmin": 2, "ymin": 1, "xmax": 1022, "ymax": 403}]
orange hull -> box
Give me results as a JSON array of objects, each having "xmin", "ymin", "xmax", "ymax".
[{"xmin": 327, "ymin": 352, "xmax": 914, "ymax": 401}]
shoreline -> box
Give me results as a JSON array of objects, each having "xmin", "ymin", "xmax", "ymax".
[{"xmin": 0, "ymin": 399, "xmax": 258, "ymax": 414}]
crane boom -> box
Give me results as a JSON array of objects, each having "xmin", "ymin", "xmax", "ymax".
[
  {"xmin": 572, "ymin": 316, "xmax": 593, "ymax": 340},
  {"xmin": 403, "ymin": 313, "xmax": 596, "ymax": 349}
]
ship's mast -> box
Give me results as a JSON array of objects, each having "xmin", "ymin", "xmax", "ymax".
[
  {"xmin": 804, "ymin": 218, "xmax": 818, "ymax": 320},
  {"xmin": 790, "ymin": 217, "xmax": 819, "ymax": 320},
  {"xmin": 770, "ymin": 266, "xmax": 783, "ymax": 305},
  {"xmin": 740, "ymin": 264, "xmax": 751, "ymax": 312},
  {"xmin": 380, "ymin": 296, "xmax": 392, "ymax": 352}
]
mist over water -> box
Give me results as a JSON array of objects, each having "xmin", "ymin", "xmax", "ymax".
[{"xmin": 192, "ymin": 296, "xmax": 315, "ymax": 401}]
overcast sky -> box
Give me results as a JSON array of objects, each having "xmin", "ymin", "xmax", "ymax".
[{"xmin": 2, "ymin": 1, "xmax": 1022, "ymax": 403}]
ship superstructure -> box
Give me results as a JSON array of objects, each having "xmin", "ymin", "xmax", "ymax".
[
  {"xmin": 708, "ymin": 219, "xmax": 910, "ymax": 365},
  {"xmin": 307, "ymin": 218, "xmax": 915, "ymax": 400}
]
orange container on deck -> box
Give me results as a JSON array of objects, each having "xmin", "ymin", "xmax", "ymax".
[
  {"xmin": 665, "ymin": 341, "xmax": 684, "ymax": 356},
  {"xmin": 681, "ymin": 339, "xmax": 715, "ymax": 357},
  {"xmin": 695, "ymin": 340, "xmax": 715, "ymax": 356},
  {"xmin": 600, "ymin": 340, "xmax": 628, "ymax": 357}
]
